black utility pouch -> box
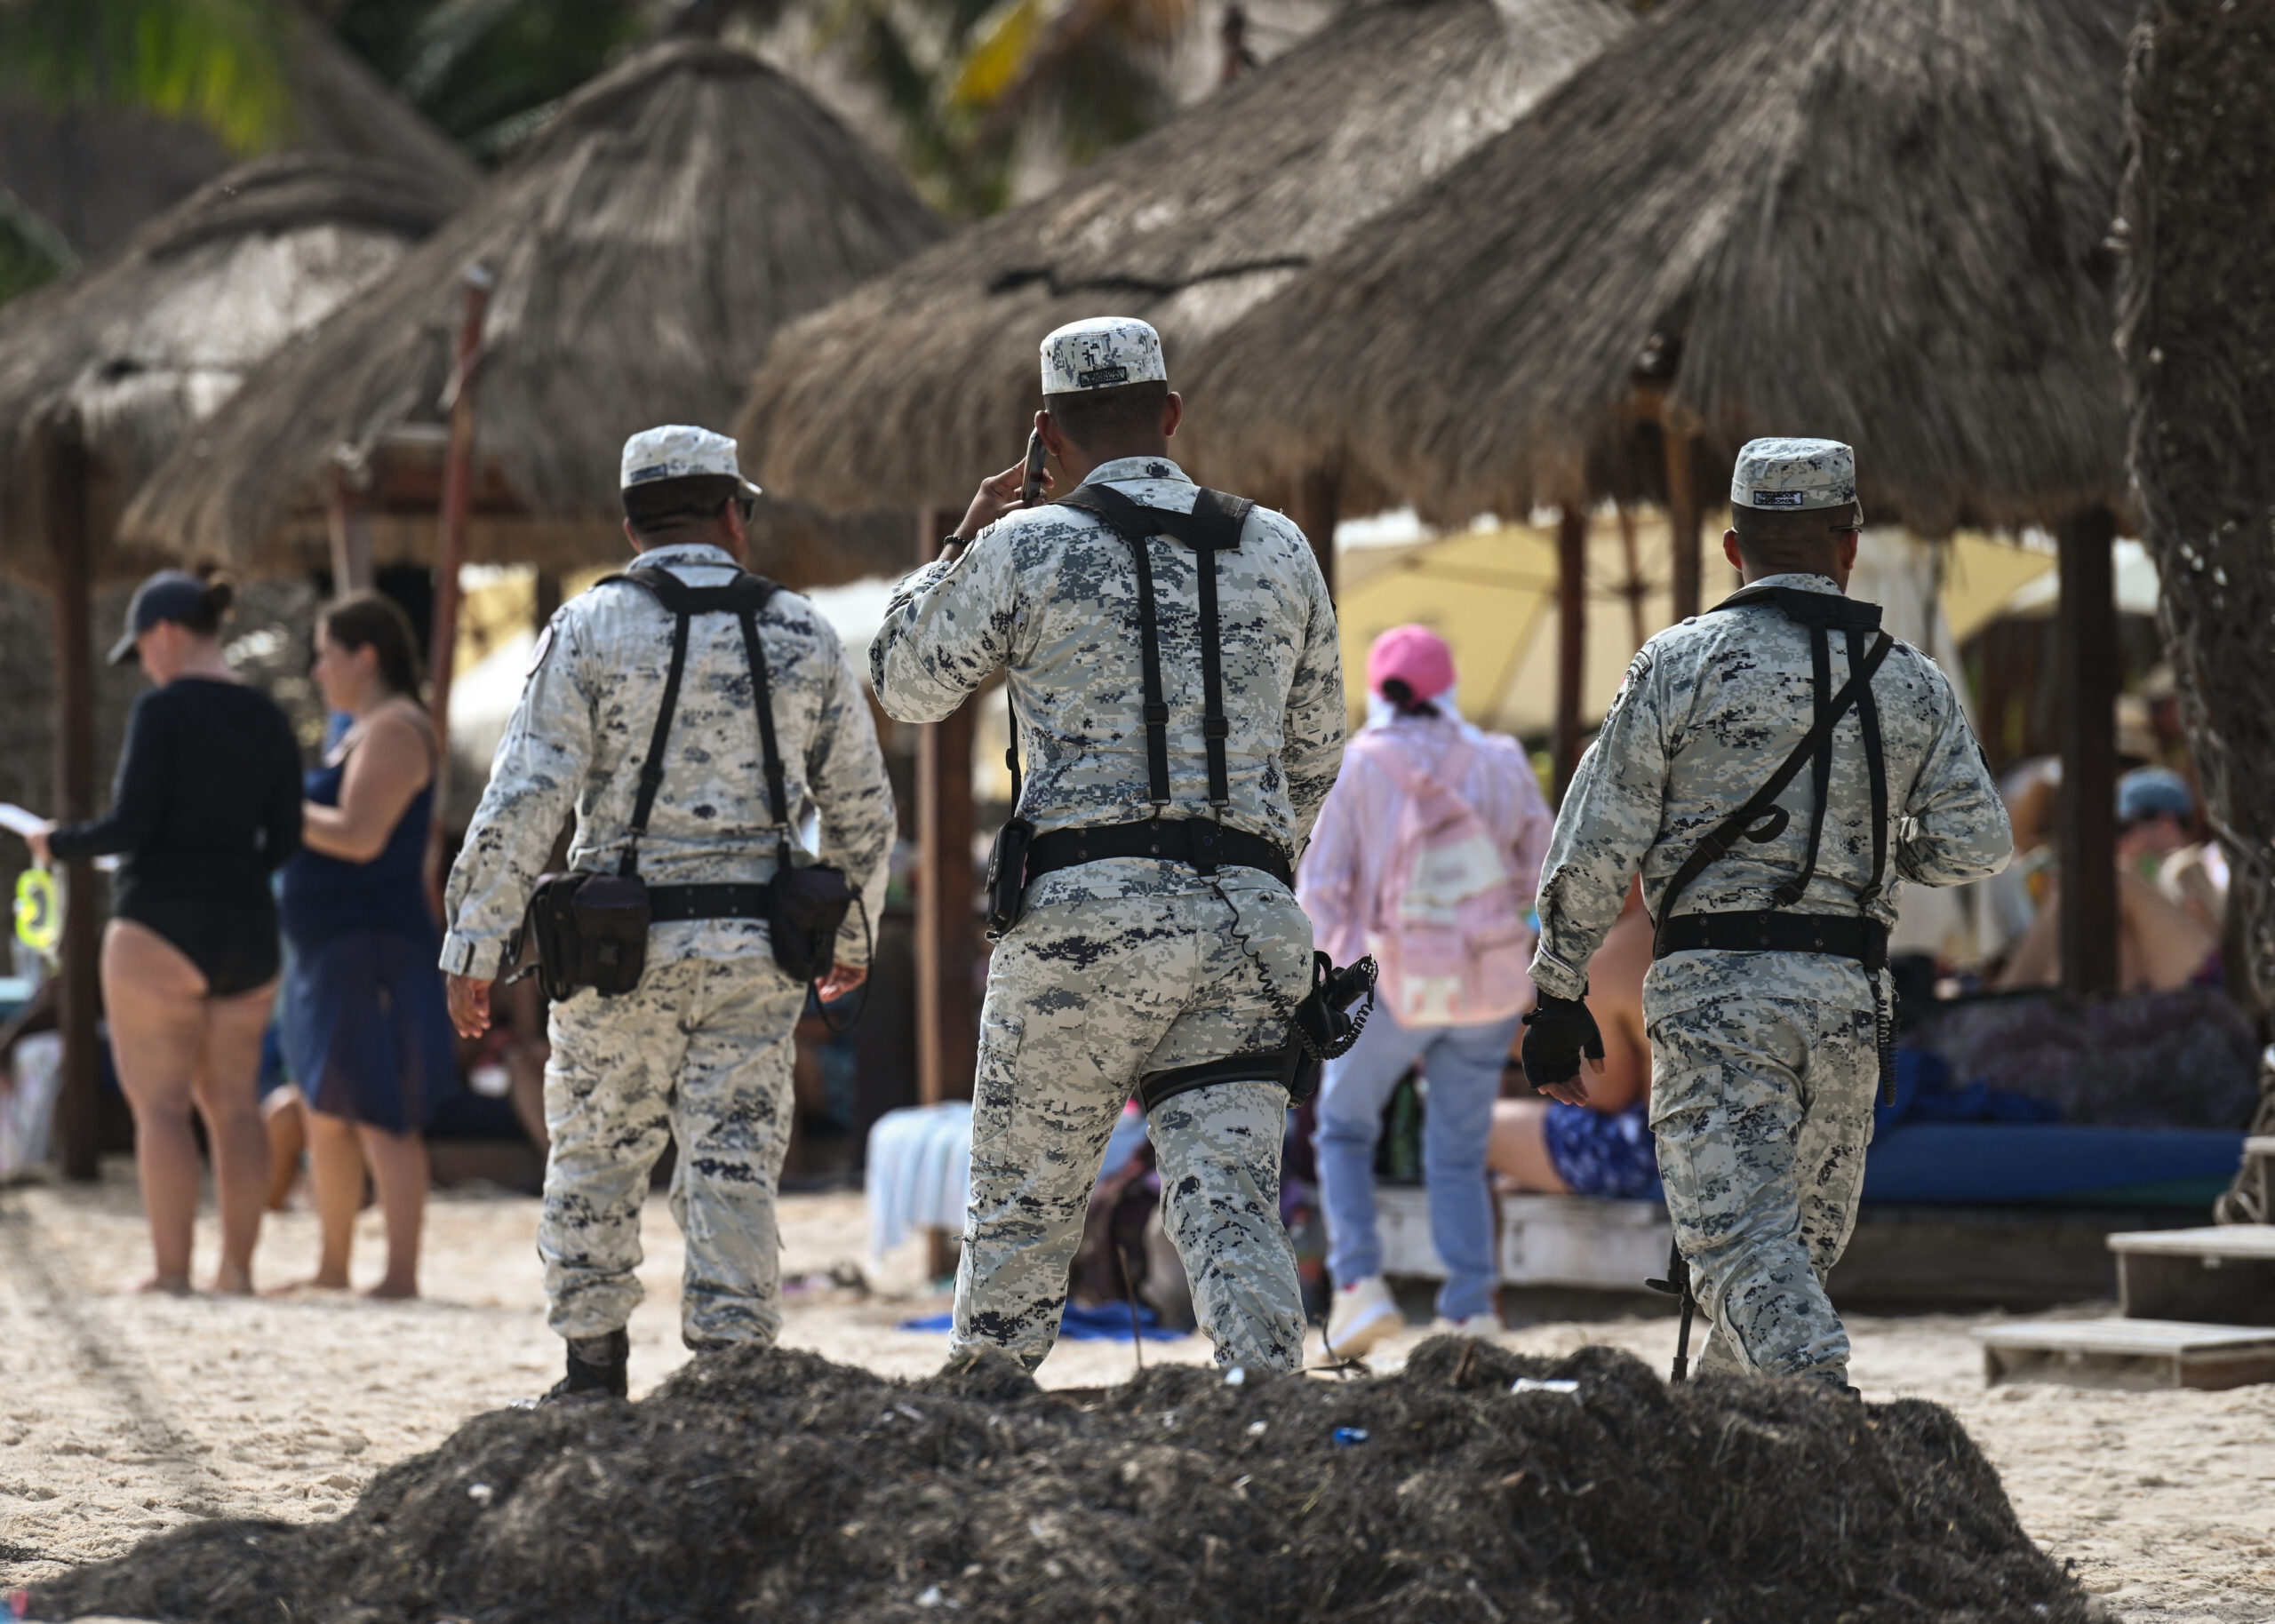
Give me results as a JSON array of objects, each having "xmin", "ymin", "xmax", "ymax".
[
  {"xmin": 770, "ymin": 854, "xmax": 854, "ymax": 983},
  {"xmin": 523, "ymin": 871, "xmax": 651, "ymax": 999},
  {"xmin": 983, "ymin": 816, "xmax": 1033, "ymax": 939}
]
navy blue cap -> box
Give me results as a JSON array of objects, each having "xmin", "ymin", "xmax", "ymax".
[{"xmin": 108, "ymin": 570, "xmax": 208, "ymax": 665}]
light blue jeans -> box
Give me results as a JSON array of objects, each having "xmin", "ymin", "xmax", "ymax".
[{"xmin": 1313, "ymin": 1003, "xmax": 1522, "ymax": 1322}]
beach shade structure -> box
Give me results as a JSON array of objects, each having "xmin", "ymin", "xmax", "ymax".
[
  {"xmin": 0, "ymin": 9, "xmax": 479, "ymax": 266},
  {"xmin": 2121, "ymin": 0, "xmax": 2275, "ymax": 1175},
  {"xmin": 1185, "ymin": 0, "xmax": 2135, "ymax": 966},
  {"xmin": 1336, "ymin": 520, "xmax": 2043, "ymax": 743},
  {"xmin": 124, "ymin": 38, "xmax": 946, "ymax": 596},
  {"xmin": 0, "ymin": 151, "xmax": 467, "ymax": 1180},
  {"xmin": 737, "ymin": 0, "xmax": 1633, "ymax": 586},
  {"xmin": 737, "ymin": 0, "xmax": 1628, "ymax": 1106}
]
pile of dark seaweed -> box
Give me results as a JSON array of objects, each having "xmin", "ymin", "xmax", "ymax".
[{"xmin": 31, "ymin": 1338, "xmax": 2094, "ymax": 1623}]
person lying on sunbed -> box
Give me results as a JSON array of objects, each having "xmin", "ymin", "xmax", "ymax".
[{"xmin": 1489, "ymin": 879, "xmax": 1654, "ymax": 1197}]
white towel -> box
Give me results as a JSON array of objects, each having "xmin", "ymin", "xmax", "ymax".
[{"xmin": 866, "ymin": 1102, "xmax": 972, "ymax": 1260}]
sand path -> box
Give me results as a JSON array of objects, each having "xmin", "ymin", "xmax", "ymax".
[{"xmin": 1, "ymin": 1165, "xmax": 2269, "ymax": 1621}]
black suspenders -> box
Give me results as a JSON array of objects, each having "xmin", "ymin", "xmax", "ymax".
[
  {"xmin": 603, "ymin": 565, "xmax": 790, "ymax": 872},
  {"xmin": 1050, "ymin": 482, "xmax": 1253, "ymax": 812},
  {"xmin": 1652, "ymin": 583, "xmax": 1896, "ymax": 943}
]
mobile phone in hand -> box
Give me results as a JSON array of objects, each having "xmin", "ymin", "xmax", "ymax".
[{"xmin": 1021, "ymin": 429, "xmax": 1048, "ymax": 506}]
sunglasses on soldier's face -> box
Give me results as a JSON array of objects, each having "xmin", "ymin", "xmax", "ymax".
[{"xmin": 734, "ymin": 494, "xmax": 757, "ymax": 523}]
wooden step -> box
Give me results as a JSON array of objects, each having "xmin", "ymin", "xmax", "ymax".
[
  {"xmin": 1975, "ymin": 1317, "xmax": 2275, "ymax": 1390},
  {"xmin": 2242, "ymin": 1138, "xmax": 2275, "ymax": 1219},
  {"xmin": 2109, "ymin": 1225, "xmax": 2275, "ymax": 1325}
]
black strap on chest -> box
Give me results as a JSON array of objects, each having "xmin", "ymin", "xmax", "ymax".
[
  {"xmin": 598, "ymin": 566, "xmax": 788, "ymax": 875},
  {"xmin": 1048, "ymin": 482, "xmax": 1255, "ymax": 809},
  {"xmin": 1651, "ymin": 585, "xmax": 1896, "ymax": 957}
]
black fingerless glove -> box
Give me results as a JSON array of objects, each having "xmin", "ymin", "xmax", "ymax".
[{"xmin": 1520, "ymin": 991, "xmax": 1604, "ymax": 1090}]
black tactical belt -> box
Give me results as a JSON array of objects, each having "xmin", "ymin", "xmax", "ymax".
[
  {"xmin": 1653, "ymin": 910, "xmax": 1888, "ymax": 972},
  {"xmin": 1024, "ymin": 817, "xmax": 1293, "ymax": 888},
  {"xmin": 648, "ymin": 881, "xmax": 776, "ymax": 922}
]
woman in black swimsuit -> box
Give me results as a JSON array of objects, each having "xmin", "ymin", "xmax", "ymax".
[{"xmin": 31, "ymin": 569, "xmax": 302, "ymax": 1294}]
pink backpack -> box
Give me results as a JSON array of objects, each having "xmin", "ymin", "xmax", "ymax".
[{"xmin": 1363, "ymin": 734, "xmax": 1532, "ymax": 1025}]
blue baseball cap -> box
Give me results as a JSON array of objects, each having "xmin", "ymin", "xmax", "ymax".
[
  {"xmin": 107, "ymin": 570, "xmax": 208, "ymax": 665},
  {"xmin": 2117, "ymin": 767, "xmax": 2193, "ymax": 826}
]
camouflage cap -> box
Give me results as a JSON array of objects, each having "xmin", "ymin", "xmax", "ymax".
[
  {"xmin": 1041, "ymin": 317, "xmax": 1167, "ymax": 394},
  {"xmin": 1730, "ymin": 437, "xmax": 1861, "ymax": 523},
  {"xmin": 620, "ymin": 424, "xmax": 761, "ymax": 498}
]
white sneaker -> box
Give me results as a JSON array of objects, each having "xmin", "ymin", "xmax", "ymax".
[
  {"xmin": 1437, "ymin": 1313, "xmax": 1503, "ymax": 1340},
  {"xmin": 1325, "ymin": 1275, "xmax": 1402, "ymax": 1359}
]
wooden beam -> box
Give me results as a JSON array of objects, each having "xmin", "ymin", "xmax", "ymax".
[
  {"xmin": 1663, "ymin": 425, "xmax": 1702, "ymax": 622},
  {"xmin": 41, "ymin": 411, "xmax": 100, "ymax": 1182},
  {"xmin": 1292, "ymin": 466, "xmax": 1339, "ymax": 601},
  {"xmin": 1615, "ymin": 502, "xmax": 1647, "ymax": 649},
  {"xmin": 325, "ymin": 464, "xmax": 373, "ymax": 593},
  {"xmin": 1553, "ymin": 502, "xmax": 1588, "ymax": 801},
  {"xmin": 914, "ymin": 510, "xmax": 978, "ymax": 1103},
  {"xmin": 426, "ymin": 266, "xmax": 493, "ymax": 829},
  {"xmin": 2056, "ymin": 505, "xmax": 2119, "ymax": 996}
]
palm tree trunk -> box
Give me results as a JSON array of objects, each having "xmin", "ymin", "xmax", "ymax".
[{"xmin": 2120, "ymin": 0, "xmax": 2275, "ymax": 1212}]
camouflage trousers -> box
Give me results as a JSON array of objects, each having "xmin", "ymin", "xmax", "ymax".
[
  {"xmin": 954, "ymin": 863, "xmax": 1311, "ymax": 1373},
  {"xmin": 541, "ymin": 952, "xmax": 807, "ymax": 1348},
  {"xmin": 1645, "ymin": 993, "xmax": 1879, "ymax": 1385}
]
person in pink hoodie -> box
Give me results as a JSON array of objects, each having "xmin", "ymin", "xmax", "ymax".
[{"xmin": 1297, "ymin": 625, "xmax": 1553, "ymax": 1357}]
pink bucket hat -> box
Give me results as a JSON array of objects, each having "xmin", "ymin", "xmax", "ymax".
[{"xmin": 1366, "ymin": 624, "xmax": 1456, "ymax": 702}]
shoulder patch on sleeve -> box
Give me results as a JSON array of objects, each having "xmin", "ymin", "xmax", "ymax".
[
  {"xmin": 526, "ymin": 617, "xmax": 557, "ymax": 677},
  {"xmin": 1601, "ymin": 646, "xmax": 1654, "ymax": 725}
]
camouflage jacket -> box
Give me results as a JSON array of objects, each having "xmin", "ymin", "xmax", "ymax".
[
  {"xmin": 1530, "ymin": 572, "xmax": 2010, "ymax": 1017},
  {"xmin": 870, "ymin": 457, "xmax": 1345, "ymax": 871},
  {"xmin": 441, "ymin": 541, "xmax": 895, "ymax": 979}
]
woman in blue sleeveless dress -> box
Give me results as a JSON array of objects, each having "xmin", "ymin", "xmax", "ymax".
[{"xmin": 278, "ymin": 592, "xmax": 457, "ymax": 1298}]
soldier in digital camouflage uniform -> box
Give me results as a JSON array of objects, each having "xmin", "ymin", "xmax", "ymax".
[
  {"xmin": 442, "ymin": 426, "xmax": 894, "ymax": 1399},
  {"xmin": 1520, "ymin": 439, "xmax": 2009, "ymax": 1389},
  {"xmin": 872, "ymin": 317, "xmax": 1344, "ymax": 1373}
]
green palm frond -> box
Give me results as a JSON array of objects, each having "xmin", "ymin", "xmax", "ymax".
[{"xmin": 0, "ymin": 0, "xmax": 295, "ymax": 151}]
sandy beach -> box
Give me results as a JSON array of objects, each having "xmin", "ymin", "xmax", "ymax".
[{"xmin": 1, "ymin": 1165, "xmax": 2269, "ymax": 1622}]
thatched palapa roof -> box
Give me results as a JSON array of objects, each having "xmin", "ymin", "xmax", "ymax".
[
  {"xmin": 736, "ymin": 0, "xmax": 1633, "ymax": 513},
  {"xmin": 126, "ymin": 39, "xmax": 946, "ymax": 581},
  {"xmin": 1181, "ymin": 0, "xmax": 2136, "ymax": 537},
  {"xmin": 0, "ymin": 152, "xmax": 466, "ymax": 586}
]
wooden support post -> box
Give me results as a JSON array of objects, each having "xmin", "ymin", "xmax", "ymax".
[
  {"xmin": 1293, "ymin": 466, "xmax": 1339, "ymax": 601},
  {"xmin": 427, "ymin": 267, "xmax": 493, "ymax": 859},
  {"xmin": 2057, "ymin": 505, "xmax": 2119, "ymax": 996},
  {"xmin": 1615, "ymin": 502, "xmax": 1648, "ymax": 650},
  {"xmin": 41, "ymin": 412, "xmax": 100, "ymax": 1182},
  {"xmin": 914, "ymin": 510, "xmax": 978, "ymax": 1103},
  {"xmin": 1663, "ymin": 426, "xmax": 1702, "ymax": 622},
  {"xmin": 1553, "ymin": 501, "xmax": 1588, "ymax": 801},
  {"xmin": 325, "ymin": 464, "xmax": 373, "ymax": 593}
]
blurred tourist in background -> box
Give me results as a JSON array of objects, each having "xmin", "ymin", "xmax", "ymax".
[
  {"xmin": 275, "ymin": 593, "xmax": 454, "ymax": 1299},
  {"xmin": 1297, "ymin": 625, "xmax": 1553, "ymax": 1358},
  {"xmin": 27, "ymin": 569, "xmax": 302, "ymax": 1294}
]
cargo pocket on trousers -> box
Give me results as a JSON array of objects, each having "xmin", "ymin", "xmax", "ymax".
[{"xmin": 969, "ymin": 1010, "xmax": 1025, "ymax": 1152}]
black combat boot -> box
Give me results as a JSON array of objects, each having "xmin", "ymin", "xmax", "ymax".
[{"xmin": 541, "ymin": 1328, "xmax": 629, "ymax": 1404}]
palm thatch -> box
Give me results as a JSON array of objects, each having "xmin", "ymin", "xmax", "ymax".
[
  {"xmin": 0, "ymin": 13, "xmax": 476, "ymax": 262},
  {"xmin": 1185, "ymin": 0, "xmax": 2137, "ymax": 537},
  {"xmin": 2119, "ymin": 1, "xmax": 2275, "ymax": 1046},
  {"xmin": 735, "ymin": 0, "xmax": 1633, "ymax": 513},
  {"xmin": 0, "ymin": 151, "xmax": 466, "ymax": 587},
  {"xmin": 124, "ymin": 38, "xmax": 946, "ymax": 584}
]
